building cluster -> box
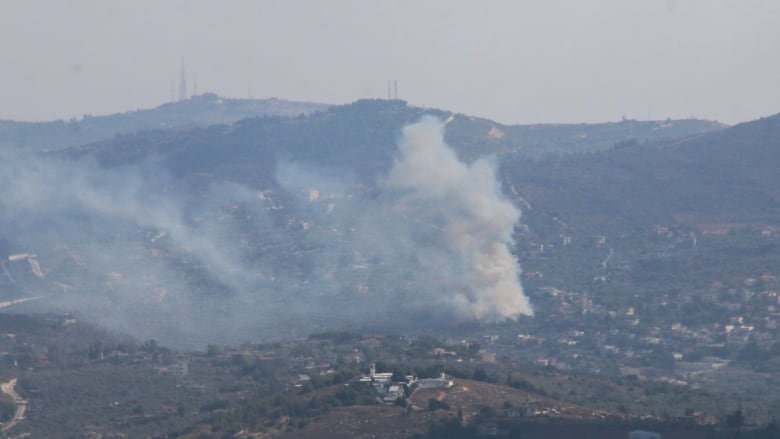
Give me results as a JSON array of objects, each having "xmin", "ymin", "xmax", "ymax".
[
  {"xmin": 498, "ymin": 223, "xmax": 780, "ymax": 388},
  {"xmin": 358, "ymin": 363, "xmax": 453, "ymax": 404}
]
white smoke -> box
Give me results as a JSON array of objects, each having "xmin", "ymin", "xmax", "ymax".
[
  {"xmin": 384, "ymin": 116, "xmax": 533, "ymax": 320},
  {"xmin": 0, "ymin": 116, "xmax": 532, "ymax": 346}
]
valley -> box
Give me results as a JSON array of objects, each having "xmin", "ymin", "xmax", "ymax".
[{"xmin": 0, "ymin": 97, "xmax": 777, "ymax": 437}]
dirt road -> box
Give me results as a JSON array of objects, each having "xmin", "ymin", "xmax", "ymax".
[{"xmin": 1, "ymin": 378, "xmax": 27, "ymax": 432}]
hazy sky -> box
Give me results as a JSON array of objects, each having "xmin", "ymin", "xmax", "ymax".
[{"xmin": 2, "ymin": 0, "xmax": 779, "ymax": 124}]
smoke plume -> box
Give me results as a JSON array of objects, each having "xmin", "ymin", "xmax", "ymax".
[
  {"xmin": 0, "ymin": 116, "xmax": 531, "ymax": 347},
  {"xmin": 384, "ymin": 116, "xmax": 533, "ymax": 320}
]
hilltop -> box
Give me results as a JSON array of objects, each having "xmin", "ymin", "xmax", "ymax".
[
  {"xmin": 59, "ymin": 99, "xmax": 725, "ymax": 187},
  {"xmin": 0, "ymin": 93, "xmax": 329, "ymax": 151}
]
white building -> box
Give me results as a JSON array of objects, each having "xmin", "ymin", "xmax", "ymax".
[
  {"xmin": 383, "ymin": 385, "xmax": 404, "ymax": 403},
  {"xmin": 419, "ymin": 373, "xmax": 454, "ymax": 389},
  {"xmin": 358, "ymin": 363, "xmax": 394, "ymax": 384}
]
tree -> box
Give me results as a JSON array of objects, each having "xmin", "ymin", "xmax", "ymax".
[
  {"xmin": 206, "ymin": 344, "xmax": 220, "ymax": 357},
  {"xmin": 428, "ymin": 398, "xmax": 450, "ymax": 411},
  {"xmin": 392, "ymin": 370, "xmax": 407, "ymax": 383},
  {"xmin": 726, "ymin": 408, "xmax": 745, "ymax": 430}
]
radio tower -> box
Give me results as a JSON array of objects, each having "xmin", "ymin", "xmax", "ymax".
[{"xmin": 178, "ymin": 58, "xmax": 188, "ymax": 101}]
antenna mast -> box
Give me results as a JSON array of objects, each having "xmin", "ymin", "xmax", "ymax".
[{"xmin": 178, "ymin": 58, "xmax": 188, "ymax": 101}]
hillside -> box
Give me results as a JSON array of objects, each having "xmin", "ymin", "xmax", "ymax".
[
  {"xmin": 0, "ymin": 93, "xmax": 329, "ymax": 151},
  {"xmin": 0, "ymin": 99, "xmax": 764, "ymax": 348},
  {"xmin": 1, "ymin": 100, "xmax": 780, "ymax": 435},
  {"xmin": 0, "ymin": 319, "xmax": 746, "ymax": 438},
  {"xmin": 505, "ymin": 112, "xmax": 780, "ymax": 231},
  {"xmin": 61, "ymin": 99, "xmax": 725, "ymax": 173},
  {"xmin": 447, "ymin": 115, "xmax": 724, "ymax": 161}
]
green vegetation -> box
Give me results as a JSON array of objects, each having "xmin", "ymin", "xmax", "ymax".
[
  {"xmin": 412, "ymin": 418, "xmax": 474, "ymax": 439},
  {"xmin": 210, "ymin": 382, "xmax": 378, "ymax": 434},
  {"xmin": 1, "ymin": 95, "xmax": 779, "ymax": 438},
  {"xmin": 0, "ymin": 393, "xmax": 15, "ymax": 423},
  {"xmin": 0, "ymin": 94, "xmax": 328, "ymax": 151},
  {"xmin": 0, "ymin": 314, "xmax": 771, "ymax": 437}
]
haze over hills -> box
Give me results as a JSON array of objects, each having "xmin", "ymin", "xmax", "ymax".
[
  {"xmin": 2, "ymin": 98, "xmax": 780, "ymax": 437},
  {"xmin": 61, "ymin": 98, "xmax": 725, "ymax": 170},
  {"xmin": 506, "ymin": 112, "xmax": 780, "ymax": 231},
  {"xmin": 0, "ymin": 98, "xmax": 769, "ymax": 348},
  {"xmin": 0, "ymin": 93, "xmax": 330, "ymax": 151}
]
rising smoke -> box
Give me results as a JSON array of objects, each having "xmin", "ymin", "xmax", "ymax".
[
  {"xmin": 0, "ymin": 116, "xmax": 532, "ymax": 346},
  {"xmin": 384, "ymin": 116, "xmax": 533, "ymax": 320}
]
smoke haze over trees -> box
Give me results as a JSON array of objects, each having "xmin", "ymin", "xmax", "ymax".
[{"xmin": 0, "ymin": 110, "xmax": 531, "ymax": 346}]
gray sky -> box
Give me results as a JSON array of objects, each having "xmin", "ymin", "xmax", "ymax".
[{"xmin": 1, "ymin": 0, "xmax": 778, "ymax": 124}]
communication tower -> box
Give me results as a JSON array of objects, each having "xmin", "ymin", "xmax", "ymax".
[{"xmin": 179, "ymin": 58, "xmax": 188, "ymax": 101}]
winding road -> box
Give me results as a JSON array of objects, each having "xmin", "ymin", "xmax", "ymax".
[{"xmin": 1, "ymin": 378, "xmax": 27, "ymax": 433}]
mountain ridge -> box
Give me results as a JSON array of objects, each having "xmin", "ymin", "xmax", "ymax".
[
  {"xmin": 0, "ymin": 93, "xmax": 330, "ymax": 151},
  {"xmin": 0, "ymin": 98, "xmax": 778, "ymax": 348},
  {"xmin": 505, "ymin": 110, "xmax": 780, "ymax": 231}
]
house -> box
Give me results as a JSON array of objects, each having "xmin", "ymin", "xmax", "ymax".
[
  {"xmin": 419, "ymin": 374, "xmax": 454, "ymax": 389},
  {"xmin": 505, "ymin": 408, "xmax": 523, "ymax": 417},
  {"xmin": 169, "ymin": 360, "xmax": 188, "ymax": 377},
  {"xmin": 357, "ymin": 364, "xmax": 410, "ymax": 403},
  {"xmin": 159, "ymin": 360, "xmax": 188, "ymax": 377},
  {"xmin": 358, "ymin": 363, "xmax": 394, "ymax": 384},
  {"xmin": 383, "ymin": 385, "xmax": 404, "ymax": 403},
  {"xmin": 505, "ymin": 405, "xmax": 534, "ymax": 417}
]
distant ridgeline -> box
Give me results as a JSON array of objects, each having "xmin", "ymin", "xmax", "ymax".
[
  {"xmin": 56, "ymin": 98, "xmax": 726, "ymax": 182},
  {"xmin": 1, "ymin": 95, "xmax": 722, "ymax": 158},
  {"xmin": 5, "ymin": 96, "xmax": 776, "ymax": 346},
  {"xmin": 503, "ymin": 111, "xmax": 780, "ymax": 229},
  {"xmin": 0, "ymin": 93, "xmax": 330, "ymax": 151}
]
